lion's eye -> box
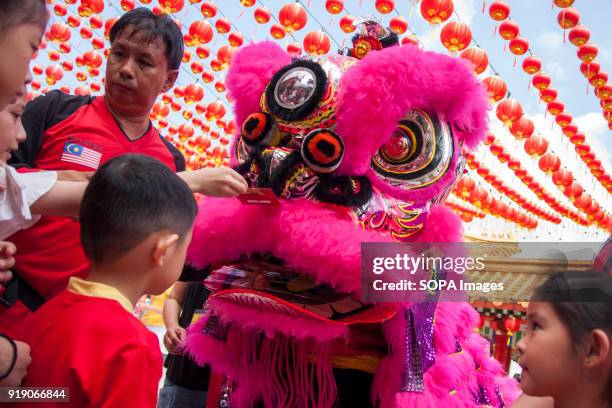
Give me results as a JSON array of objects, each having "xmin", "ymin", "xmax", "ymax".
[
  {"xmin": 265, "ymin": 60, "xmax": 328, "ymax": 121},
  {"xmin": 380, "ymin": 126, "xmax": 416, "ymax": 163},
  {"xmin": 372, "ymin": 109, "xmax": 454, "ymax": 190}
]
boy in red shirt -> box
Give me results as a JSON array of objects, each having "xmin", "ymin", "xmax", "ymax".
[{"xmin": 14, "ymin": 154, "xmax": 198, "ymax": 407}]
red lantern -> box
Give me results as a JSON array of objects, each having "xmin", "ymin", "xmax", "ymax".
[
  {"xmin": 498, "ymin": 20, "xmax": 520, "ymax": 41},
  {"xmin": 217, "ymin": 45, "xmax": 236, "ymax": 65},
  {"xmin": 552, "ymin": 169, "xmax": 573, "ymax": 186},
  {"xmin": 595, "ymin": 84, "xmax": 612, "ymax": 100},
  {"xmin": 62, "ymin": 61, "xmax": 74, "ymax": 72},
  {"xmin": 568, "ymin": 131, "xmax": 585, "ymax": 145},
  {"xmin": 483, "ymin": 76, "xmax": 507, "ymax": 102},
  {"xmin": 80, "ymin": 0, "xmax": 104, "ymax": 17},
  {"xmin": 173, "ymin": 86, "xmax": 185, "ymax": 99},
  {"xmin": 278, "ymin": 3, "xmax": 307, "ymax": 33},
  {"xmin": 564, "ymin": 181, "xmax": 583, "ymax": 200},
  {"xmin": 190, "ymin": 61, "xmax": 204, "ymax": 74},
  {"xmin": 489, "ymin": 1, "xmax": 510, "ymax": 21},
  {"xmin": 45, "ymin": 64, "xmax": 63, "ymax": 85},
  {"xmin": 589, "ymin": 71, "xmax": 608, "ymax": 89},
  {"xmin": 325, "ymin": 0, "xmax": 344, "ymax": 14},
  {"xmin": 509, "ymin": 117, "xmax": 534, "ymax": 140},
  {"xmin": 189, "ymin": 21, "xmax": 213, "ymax": 44},
  {"xmin": 228, "ymin": 32, "xmax": 244, "ymax": 48},
  {"xmin": 456, "ymin": 175, "xmax": 475, "ymax": 198},
  {"xmin": 440, "ymin": 22, "xmax": 472, "ymax": 52},
  {"xmin": 389, "ymin": 16, "xmax": 409, "ymax": 35},
  {"xmin": 524, "ymin": 134, "xmax": 549, "ymax": 157},
  {"xmin": 539, "ymin": 88, "xmax": 558, "ymax": 103},
  {"xmin": 69, "ymin": 15, "xmax": 82, "ymax": 28},
  {"xmin": 568, "ymin": 25, "xmax": 590, "ymax": 46},
  {"xmin": 54, "ymin": 3, "xmax": 68, "ymax": 16},
  {"xmin": 509, "ymin": 37, "xmax": 529, "ymax": 56},
  {"xmin": 554, "ymin": 0, "xmax": 575, "ymax": 7},
  {"xmin": 557, "ymin": 7, "xmax": 579, "ymax": 29},
  {"xmin": 401, "ymin": 36, "xmax": 420, "ymax": 47},
  {"xmin": 561, "ymin": 123, "xmax": 578, "ymax": 138},
  {"xmin": 46, "ymin": 23, "xmax": 71, "ymax": 43},
  {"xmin": 547, "ymin": 100, "xmax": 565, "ymax": 116},
  {"xmin": 83, "ymin": 51, "xmax": 103, "ymax": 68},
  {"xmin": 196, "ymin": 45, "xmax": 210, "ymax": 59},
  {"xmin": 184, "ymin": 83, "xmax": 204, "ymax": 104},
  {"xmin": 206, "ymin": 101, "xmax": 226, "ymax": 120},
  {"xmin": 121, "ymin": 0, "xmax": 135, "ymax": 11},
  {"xmin": 89, "ymin": 15, "xmax": 103, "ymax": 29},
  {"xmin": 151, "ymin": 102, "xmax": 170, "ymax": 120},
  {"xmin": 254, "ymin": 7, "xmax": 271, "ymax": 24},
  {"xmin": 286, "ymin": 42, "xmax": 302, "ymax": 57},
  {"xmin": 375, "ymin": 0, "xmax": 395, "ymax": 14},
  {"xmin": 575, "ymin": 144, "xmax": 590, "ymax": 157},
  {"xmin": 496, "ymin": 98, "xmax": 523, "ymax": 125},
  {"xmin": 555, "ymin": 112, "xmax": 572, "ymax": 128},
  {"xmin": 200, "ymin": 1, "xmax": 217, "ymax": 18},
  {"xmin": 215, "ymin": 18, "xmax": 231, "ymax": 34},
  {"xmin": 270, "ymin": 24, "xmax": 286, "ymax": 40},
  {"xmin": 420, "ymin": 0, "xmax": 454, "ymax": 24},
  {"xmin": 532, "ymin": 73, "xmax": 551, "ymax": 90},
  {"xmin": 339, "ymin": 15, "xmax": 356, "ymax": 33},
  {"xmin": 580, "ymin": 61, "xmax": 600, "ymax": 78},
  {"xmin": 538, "ymin": 153, "xmax": 561, "ymax": 174},
  {"xmin": 574, "ymin": 193, "xmax": 592, "ymax": 210},
  {"xmin": 303, "ymin": 31, "xmax": 331, "ymax": 56},
  {"xmin": 522, "ymin": 56, "xmax": 542, "ymax": 75},
  {"xmin": 79, "ymin": 26, "xmax": 92, "ymax": 39},
  {"xmin": 240, "ymin": 0, "xmax": 255, "ymax": 6},
  {"xmin": 201, "ymin": 71, "xmax": 214, "ymax": 83},
  {"xmin": 159, "ymin": 0, "xmax": 185, "ymax": 13},
  {"xmin": 215, "ymin": 81, "xmax": 226, "ymax": 93},
  {"xmin": 577, "ymin": 43, "xmax": 598, "ymax": 62},
  {"xmin": 460, "ymin": 48, "xmax": 488, "ymax": 75},
  {"xmin": 178, "ymin": 124, "xmax": 195, "ymax": 140}
]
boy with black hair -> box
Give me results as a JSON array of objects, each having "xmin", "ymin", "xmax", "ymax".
[{"xmin": 14, "ymin": 154, "xmax": 198, "ymax": 407}]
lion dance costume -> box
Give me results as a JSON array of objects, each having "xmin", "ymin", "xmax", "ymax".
[{"xmin": 186, "ymin": 22, "xmax": 519, "ymax": 408}]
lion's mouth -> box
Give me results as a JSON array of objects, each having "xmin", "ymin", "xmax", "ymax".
[{"xmin": 205, "ymin": 254, "xmax": 395, "ymax": 325}]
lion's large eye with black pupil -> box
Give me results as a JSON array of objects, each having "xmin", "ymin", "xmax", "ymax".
[
  {"xmin": 265, "ymin": 60, "xmax": 328, "ymax": 121},
  {"xmin": 371, "ymin": 109, "xmax": 454, "ymax": 190}
]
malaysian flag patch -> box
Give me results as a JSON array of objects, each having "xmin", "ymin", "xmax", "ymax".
[{"xmin": 61, "ymin": 142, "xmax": 102, "ymax": 169}]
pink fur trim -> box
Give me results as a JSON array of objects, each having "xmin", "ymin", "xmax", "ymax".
[
  {"xmin": 209, "ymin": 295, "xmax": 349, "ymax": 341},
  {"xmin": 415, "ymin": 205, "xmax": 464, "ymax": 243},
  {"xmin": 226, "ymin": 41, "xmax": 292, "ymax": 133},
  {"xmin": 335, "ymin": 45, "xmax": 489, "ymax": 176},
  {"xmin": 372, "ymin": 303, "xmax": 519, "ymax": 407},
  {"xmin": 186, "ymin": 197, "xmax": 388, "ymax": 297}
]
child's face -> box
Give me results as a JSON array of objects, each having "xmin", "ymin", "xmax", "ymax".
[
  {"xmin": 0, "ymin": 23, "xmax": 43, "ymax": 111},
  {"xmin": 0, "ymin": 97, "xmax": 27, "ymax": 164},
  {"xmin": 516, "ymin": 302, "xmax": 583, "ymax": 398}
]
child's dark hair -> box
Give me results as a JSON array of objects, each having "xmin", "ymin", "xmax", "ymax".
[
  {"xmin": 533, "ymin": 271, "xmax": 612, "ymax": 403},
  {"xmin": 80, "ymin": 154, "xmax": 197, "ymax": 264},
  {"xmin": 0, "ymin": 0, "xmax": 48, "ymax": 34},
  {"xmin": 109, "ymin": 7, "xmax": 184, "ymax": 70}
]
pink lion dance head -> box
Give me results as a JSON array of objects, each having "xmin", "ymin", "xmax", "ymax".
[{"xmin": 186, "ymin": 24, "xmax": 519, "ymax": 407}]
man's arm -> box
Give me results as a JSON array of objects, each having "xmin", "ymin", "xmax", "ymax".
[{"xmin": 29, "ymin": 180, "xmax": 86, "ymax": 217}]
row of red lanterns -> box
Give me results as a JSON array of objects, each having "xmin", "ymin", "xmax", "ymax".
[
  {"xmin": 453, "ymin": 176, "xmax": 539, "ymax": 229},
  {"xmin": 486, "ymin": 5, "xmax": 612, "ymax": 196},
  {"xmin": 484, "ymin": 134, "xmax": 605, "ymax": 229},
  {"xmin": 445, "ymin": 199, "xmax": 487, "ymax": 224},
  {"xmin": 551, "ymin": 4, "xmax": 610, "ymax": 128},
  {"xmin": 464, "ymin": 149, "xmax": 561, "ymax": 224}
]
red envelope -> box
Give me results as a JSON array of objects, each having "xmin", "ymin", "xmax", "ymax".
[{"xmin": 237, "ymin": 188, "xmax": 280, "ymax": 206}]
